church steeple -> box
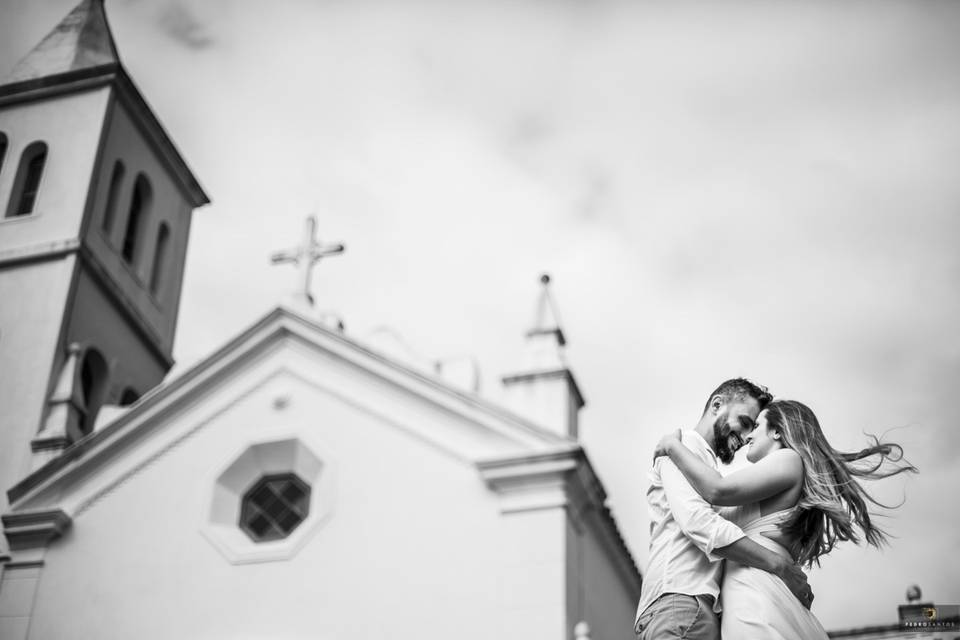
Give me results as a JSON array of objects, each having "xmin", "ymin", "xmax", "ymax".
[
  {"xmin": 5, "ymin": 0, "xmax": 120, "ymax": 85},
  {"xmin": 0, "ymin": 0, "xmax": 208, "ymax": 527},
  {"xmin": 526, "ymin": 273, "xmax": 568, "ymax": 366},
  {"xmin": 502, "ymin": 275, "xmax": 585, "ymax": 439}
]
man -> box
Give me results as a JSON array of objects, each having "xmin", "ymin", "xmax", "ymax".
[{"xmin": 634, "ymin": 378, "xmax": 812, "ymax": 639}]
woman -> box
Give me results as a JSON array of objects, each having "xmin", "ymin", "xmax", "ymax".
[{"xmin": 654, "ymin": 399, "xmax": 916, "ymax": 639}]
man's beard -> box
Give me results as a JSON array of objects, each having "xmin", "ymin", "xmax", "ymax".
[{"xmin": 712, "ymin": 415, "xmax": 744, "ymax": 464}]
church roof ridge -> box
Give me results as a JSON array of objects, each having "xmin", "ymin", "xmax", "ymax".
[
  {"xmin": 4, "ymin": 0, "xmax": 120, "ymax": 86},
  {"xmin": 6, "ymin": 304, "xmax": 574, "ymax": 507},
  {"xmin": 270, "ymin": 304, "xmax": 574, "ymax": 443}
]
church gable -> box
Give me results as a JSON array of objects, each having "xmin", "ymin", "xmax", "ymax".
[
  {"xmin": 3, "ymin": 289, "xmax": 641, "ymax": 640},
  {"xmin": 3, "ymin": 307, "xmax": 642, "ymax": 637},
  {"xmin": 8, "ymin": 305, "xmax": 575, "ymax": 518}
]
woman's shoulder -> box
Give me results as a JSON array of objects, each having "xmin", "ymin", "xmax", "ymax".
[
  {"xmin": 755, "ymin": 448, "xmax": 804, "ymax": 483},
  {"xmin": 762, "ymin": 449, "xmax": 805, "ymax": 490},
  {"xmin": 769, "ymin": 447, "xmax": 803, "ymax": 466}
]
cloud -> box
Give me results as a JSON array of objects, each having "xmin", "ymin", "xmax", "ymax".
[{"xmin": 156, "ymin": 1, "xmax": 213, "ymax": 49}]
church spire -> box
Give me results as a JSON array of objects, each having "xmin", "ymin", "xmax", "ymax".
[
  {"xmin": 527, "ymin": 273, "xmax": 567, "ymax": 350},
  {"xmin": 5, "ymin": 0, "xmax": 120, "ymax": 85},
  {"xmin": 501, "ymin": 274, "xmax": 585, "ymax": 439}
]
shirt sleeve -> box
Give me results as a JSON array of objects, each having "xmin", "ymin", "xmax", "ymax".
[{"xmin": 660, "ymin": 450, "xmax": 745, "ymax": 561}]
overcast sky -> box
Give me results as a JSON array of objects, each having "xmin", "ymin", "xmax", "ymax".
[{"xmin": 3, "ymin": 0, "xmax": 959, "ymax": 630}]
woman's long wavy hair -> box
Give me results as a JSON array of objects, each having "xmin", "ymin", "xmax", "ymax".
[{"xmin": 764, "ymin": 400, "xmax": 917, "ymax": 568}]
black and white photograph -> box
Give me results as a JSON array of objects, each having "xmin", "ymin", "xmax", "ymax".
[{"xmin": 0, "ymin": 1, "xmax": 957, "ymax": 638}]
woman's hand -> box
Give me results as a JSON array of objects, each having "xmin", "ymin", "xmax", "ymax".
[{"xmin": 653, "ymin": 429, "xmax": 683, "ymax": 463}]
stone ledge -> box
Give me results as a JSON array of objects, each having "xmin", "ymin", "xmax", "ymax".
[{"xmin": 1, "ymin": 510, "xmax": 72, "ymax": 551}]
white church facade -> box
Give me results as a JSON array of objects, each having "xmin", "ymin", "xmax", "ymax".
[{"xmin": 0, "ymin": 2, "xmax": 643, "ymax": 639}]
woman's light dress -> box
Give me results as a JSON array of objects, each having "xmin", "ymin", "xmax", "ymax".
[{"xmin": 719, "ymin": 503, "xmax": 829, "ymax": 639}]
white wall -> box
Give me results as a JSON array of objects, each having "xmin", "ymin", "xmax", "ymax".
[
  {"xmin": 0, "ymin": 256, "xmax": 75, "ymax": 513},
  {"xmin": 26, "ymin": 341, "xmax": 570, "ymax": 639},
  {"xmin": 0, "ymin": 89, "xmax": 108, "ymax": 246},
  {"xmin": 0, "ymin": 87, "xmax": 110, "ymax": 507}
]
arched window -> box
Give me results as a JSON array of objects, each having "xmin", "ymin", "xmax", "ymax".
[
  {"xmin": 77, "ymin": 348, "xmax": 108, "ymax": 436},
  {"xmin": 122, "ymin": 173, "xmax": 151, "ymax": 266},
  {"xmin": 101, "ymin": 160, "xmax": 125, "ymax": 236},
  {"xmin": 5, "ymin": 141, "xmax": 47, "ymax": 218},
  {"xmin": 0, "ymin": 132, "xmax": 8, "ymax": 178},
  {"xmin": 149, "ymin": 223, "xmax": 170, "ymax": 297}
]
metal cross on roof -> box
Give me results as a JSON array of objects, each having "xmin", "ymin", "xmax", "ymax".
[{"xmin": 270, "ymin": 216, "xmax": 345, "ymax": 306}]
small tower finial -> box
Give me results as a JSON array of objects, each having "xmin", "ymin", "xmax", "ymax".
[
  {"xmin": 528, "ymin": 272, "xmax": 565, "ymax": 346},
  {"xmin": 501, "ymin": 272, "xmax": 585, "ymax": 438},
  {"xmin": 574, "ymin": 621, "xmax": 592, "ymax": 640},
  {"xmin": 906, "ymin": 584, "xmax": 922, "ymax": 603}
]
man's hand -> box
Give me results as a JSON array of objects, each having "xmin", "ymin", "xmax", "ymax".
[
  {"xmin": 653, "ymin": 429, "xmax": 683, "ymax": 463},
  {"xmin": 775, "ymin": 559, "xmax": 814, "ymax": 609},
  {"xmin": 715, "ymin": 539, "xmax": 815, "ymax": 609}
]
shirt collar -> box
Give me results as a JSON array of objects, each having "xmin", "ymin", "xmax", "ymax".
[{"xmin": 686, "ymin": 429, "xmax": 718, "ymax": 465}]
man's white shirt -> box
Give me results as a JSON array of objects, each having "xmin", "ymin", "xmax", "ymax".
[{"xmin": 634, "ymin": 430, "xmax": 746, "ymax": 624}]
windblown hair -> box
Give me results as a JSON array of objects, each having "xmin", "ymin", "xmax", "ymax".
[
  {"xmin": 766, "ymin": 400, "xmax": 917, "ymax": 568},
  {"xmin": 702, "ymin": 378, "xmax": 774, "ymax": 415}
]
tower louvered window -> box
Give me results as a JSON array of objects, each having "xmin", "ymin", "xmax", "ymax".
[
  {"xmin": 6, "ymin": 141, "xmax": 47, "ymax": 218},
  {"xmin": 149, "ymin": 223, "xmax": 170, "ymax": 296},
  {"xmin": 122, "ymin": 174, "xmax": 151, "ymax": 266},
  {"xmin": 102, "ymin": 160, "xmax": 125, "ymax": 235},
  {"xmin": 0, "ymin": 133, "xmax": 8, "ymax": 177}
]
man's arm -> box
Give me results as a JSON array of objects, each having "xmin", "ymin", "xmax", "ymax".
[
  {"xmin": 713, "ymin": 537, "xmax": 812, "ymax": 609},
  {"xmin": 660, "ymin": 457, "xmax": 744, "ymax": 561},
  {"xmin": 661, "ymin": 457, "xmax": 812, "ymax": 608}
]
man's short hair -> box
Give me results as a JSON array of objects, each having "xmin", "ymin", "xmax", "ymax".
[{"xmin": 702, "ymin": 378, "xmax": 773, "ymax": 415}]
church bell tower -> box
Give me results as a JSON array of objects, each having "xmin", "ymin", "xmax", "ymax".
[{"xmin": 0, "ymin": 0, "xmax": 209, "ymax": 525}]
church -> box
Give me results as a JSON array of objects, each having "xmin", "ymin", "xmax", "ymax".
[{"xmin": 0, "ymin": 1, "xmax": 643, "ymax": 638}]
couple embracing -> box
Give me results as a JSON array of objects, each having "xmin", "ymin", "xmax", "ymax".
[{"xmin": 634, "ymin": 378, "xmax": 915, "ymax": 639}]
